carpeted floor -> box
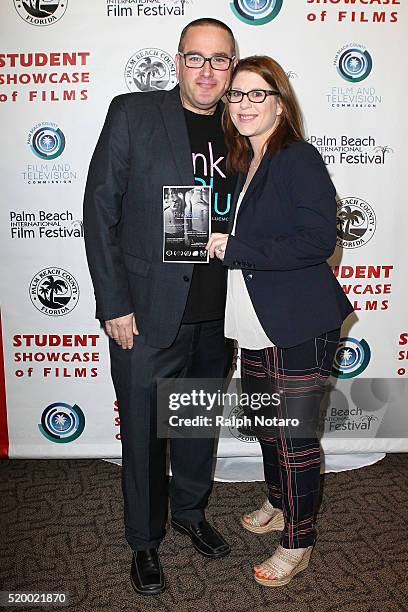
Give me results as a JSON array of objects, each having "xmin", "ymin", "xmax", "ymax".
[{"xmin": 1, "ymin": 454, "xmax": 407, "ymax": 612}]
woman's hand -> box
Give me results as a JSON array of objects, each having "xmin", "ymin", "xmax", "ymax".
[{"xmin": 206, "ymin": 233, "xmax": 229, "ymax": 260}]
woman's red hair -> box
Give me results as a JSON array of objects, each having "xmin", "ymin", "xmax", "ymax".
[{"xmin": 223, "ymin": 55, "xmax": 305, "ymax": 173}]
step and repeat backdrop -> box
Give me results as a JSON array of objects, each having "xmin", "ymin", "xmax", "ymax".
[{"xmin": 1, "ymin": 1, "xmax": 407, "ymax": 471}]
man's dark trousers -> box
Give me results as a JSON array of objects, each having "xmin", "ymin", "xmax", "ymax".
[{"xmin": 110, "ymin": 318, "xmax": 233, "ymax": 552}]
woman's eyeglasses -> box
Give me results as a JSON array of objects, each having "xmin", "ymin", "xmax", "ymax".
[{"xmin": 226, "ymin": 89, "xmax": 280, "ymax": 103}]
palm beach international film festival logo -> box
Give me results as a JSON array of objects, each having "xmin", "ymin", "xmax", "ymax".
[
  {"xmin": 106, "ymin": 0, "xmax": 190, "ymax": 18},
  {"xmin": 14, "ymin": 0, "xmax": 68, "ymax": 26},
  {"xmin": 336, "ymin": 197, "xmax": 376, "ymax": 249},
  {"xmin": 39, "ymin": 402, "xmax": 85, "ymax": 443},
  {"xmin": 230, "ymin": 0, "xmax": 283, "ymax": 25},
  {"xmin": 125, "ymin": 49, "xmax": 177, "ymax": 93},
  {"xmin": 9, "ymin": 209, "xmax": 83, "ymax": 240},
  {"xmin": 29, "ymin": 267, "xmax": 79, "ymax": 316},
  {"xmin": 323, "ymin": 383, "xmax": 379, "ymax": 435},
  {"xmin": 331, "ymin": 338, "xmax": 371, "ymax": 379},
  {"xmin": 309, "ymin": 134, "xmax": 393, "ymax": 166},
  {"xmin": 25, "ymin": 123, "xmax": 76, "ymax": 184}
]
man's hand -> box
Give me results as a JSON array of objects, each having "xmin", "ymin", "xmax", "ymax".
[
  {"xmin": 105, "ymin": 313, "xmax": 138, "ymax": 349},
  {"xmin": 206, "ymin": 233, "xmax": 229, "ymax": 260}
]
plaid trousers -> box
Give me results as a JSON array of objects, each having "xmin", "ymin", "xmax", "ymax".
[{"xmin": 241, "ymin": 329, "xmax": 340, "ymax": 548}]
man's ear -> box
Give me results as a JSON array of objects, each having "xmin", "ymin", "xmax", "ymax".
[
  {"xmin": 227, "ymin": 57, "xmax": 238, "ymax": 87},
  {"xmin": 175, "ymin": 52, "xmax": 181, "ymax": 80}
]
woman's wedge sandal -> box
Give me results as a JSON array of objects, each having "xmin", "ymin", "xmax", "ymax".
[
  {"xmin": 241, "ymin": 499, "xmax": 284, "ymax": 534},
  {"xmin": 253, "ymin": 544, "xmax": 313, "ymax": 587}
]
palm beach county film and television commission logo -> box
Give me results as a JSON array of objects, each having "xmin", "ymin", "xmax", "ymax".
[
  {"xmin": 230, "ymin": 0, "xmax": 283, "ymax": 25},
  {"xmin": 28, "ymin": 122, "xmax": 65, "ymax": 160},
  {"xmin": 336, "ymin": 197, "xmax": 376, "ymax": 249},
  {"xmin": 14, "ymin": 0, "xmax": 68, "ymax": 26},
  {"xmin": 25, "ymin": 123, "xmax": 76, "ymax": 184},
  {"xmin": 332, "ymin": 338, "xmax": 371, "ymax": 379},
  {"xmin": 125, "ymin": 49, "xmax": 177, "ymax": 93},
  {"xmin": 29, "ymin": 268, "xmax": 79, "ymax": 316},
  {"xmin": 39, "ymin": 402, "xmax": 85, "ymax": 443},
  {"xmin": 328, "ymin": 44, "xmax": 381, "ymax": 109},
  {"xmin": 336, "ymin": 44, "xmax": 372, "ymax": 83}
]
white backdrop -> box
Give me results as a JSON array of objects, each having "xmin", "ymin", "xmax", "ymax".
[{"xmin": 1, "ymin": 1, "xmax": 407, "ymax": 475}]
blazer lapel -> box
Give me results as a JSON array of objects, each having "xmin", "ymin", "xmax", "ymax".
[
  {"xmin": 228, "ymin": 154, "xmax": 269, "ymax": 232},
  {"xmin": 239, "ymin": 153, "xmax": 269, "ymax": 210},
  {"xmin": 159, "ymin": 85, "xmax": 195, "ymax": 185}
]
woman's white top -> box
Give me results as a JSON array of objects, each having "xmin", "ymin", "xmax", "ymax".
[{"xmin": 224, "ymin": 190, "xmax": 275, "ymax": 350}]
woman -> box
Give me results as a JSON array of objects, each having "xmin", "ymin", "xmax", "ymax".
[{"xmin": 207, "ymin": 56, "xmax": 354, "ymax": 587}]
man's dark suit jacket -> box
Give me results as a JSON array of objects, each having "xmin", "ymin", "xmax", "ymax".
[
  {"xmin": 223, "ymin": 140, "xmax": 354, "ymax": 348},
  {"xmin": 84, "ymin": 86, "xmax": 198, "ymax": 348}
]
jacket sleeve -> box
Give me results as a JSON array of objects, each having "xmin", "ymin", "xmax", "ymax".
[
  {"xmin": 223, "ymin": 144, "xmax": 337, "ymax": 271},
  {"xmin": 83, "ymin": 96, "xmax": 134, "ymax": 321}
]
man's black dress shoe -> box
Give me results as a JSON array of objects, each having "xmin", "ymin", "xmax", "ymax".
[
  {"xmin": 171, "ymin": 518, "xmax": 231, "ymax": 558},
  {"xmin": 130, "ymin": 548, "xmax": 165, "ymax": 596}
]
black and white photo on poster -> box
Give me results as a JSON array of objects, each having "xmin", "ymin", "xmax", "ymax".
[{"xmin": 163, "ymin": 185, "xmax": 211, "ymax": 263}]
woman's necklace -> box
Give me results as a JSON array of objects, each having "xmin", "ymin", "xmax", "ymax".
[{"xmin": 244, "ymin": 155, "xmax": 262, "ymax": 191}]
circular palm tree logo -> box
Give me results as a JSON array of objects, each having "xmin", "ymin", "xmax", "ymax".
[
  {"xmin": 336, "ymin": 197, "xmax": 376, "ymax": 249},
  {"xmin": 39, "ymin": 402, "xmax": 85, "ymax": 443},
  {"xmin": 14, "ymin": 0, "xmax": 68, "ymax": 26},
  {"xmin": 29, "ymin": 267, "xmax": 79, "ymax": 316},
  {"xmin": 125, "ymin": 49, "xmax": 177, "ymax": 93},
  {"xmin": 28, "ymin": 123, "xmax": 65, "ymax": 160},
  {"xmin": 336, "ymin": 45, "xmax": 373, "ymax": 83},
  {"xmin": 230, "ymin": 0, "xmax": 283, "ymax": 25},
  {"xmin": 332, "ymin": 338, "xmax": 371, "ymax": 379}
]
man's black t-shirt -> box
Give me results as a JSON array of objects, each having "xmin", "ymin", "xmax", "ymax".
[{"xmin": 182, "ymin": 105, "xmax": 236, "ymax": 323}]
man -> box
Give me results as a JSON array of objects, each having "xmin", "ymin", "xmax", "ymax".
[{"xmin": 83, "ymin": 19, "xmax": 237, "ymax": 596}]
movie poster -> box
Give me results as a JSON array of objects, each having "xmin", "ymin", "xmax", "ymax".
[{"xmin": 163, "ymin": 186, "xmax": 211, "ymax": 263}]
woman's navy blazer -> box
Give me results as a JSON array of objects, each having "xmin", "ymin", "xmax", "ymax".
[{"xmin": 223, "ymin": 140, "xmax": 354, "ymax": 348}]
